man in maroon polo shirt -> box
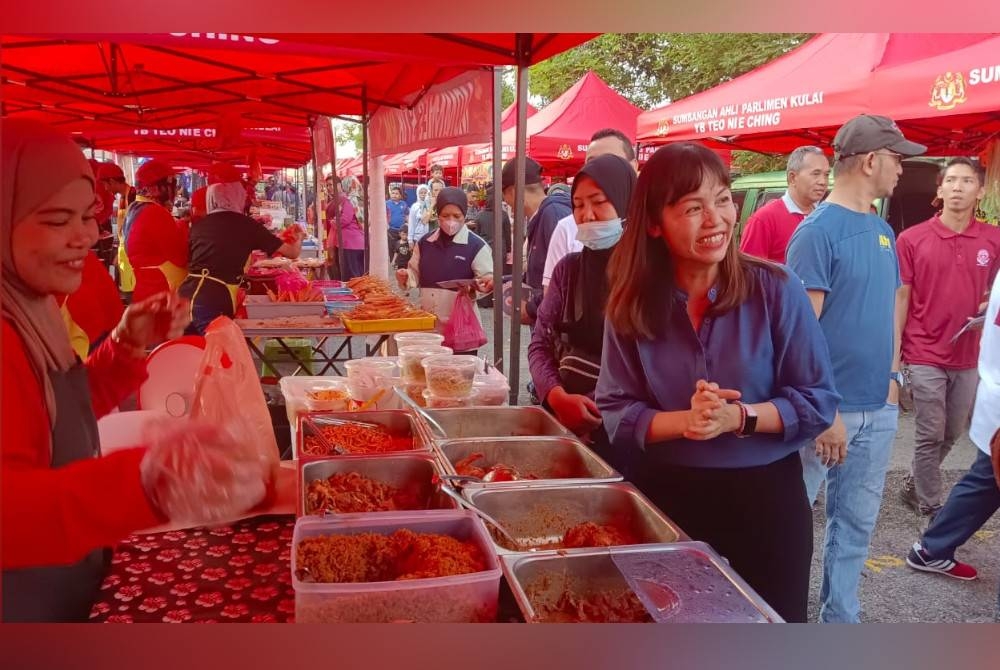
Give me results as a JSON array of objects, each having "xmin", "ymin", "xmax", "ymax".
[
  {"xmin": 896, "ymin": 157, "xmax": 998, "ymax": 519},
  {"xmin": 739, "ymin": 145, "xmax": 830, "ymax": 263}
]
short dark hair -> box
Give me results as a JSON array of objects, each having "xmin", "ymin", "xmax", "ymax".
[
  {"xmin": 430, "ymin": 164, "xmax": 443, "ymax": 172},
  {"xmin": 938, "ymin": 157, "xmax": 985, "ymax": 186},
  {"xmin": 589, "ymin": 128, "xmax": 635, "ymax": 161}
]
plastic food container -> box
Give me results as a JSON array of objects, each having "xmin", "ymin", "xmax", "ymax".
[
  {"xmin": 393, "ymin": 332, "xmax": 445, "ymax": 350},
  {"xmin": 470, "ymin": 373, "xmax": 510, "ymax": 406},
  {"xmin": 422, "ymin": 355, "xmax": 479, "ymax": 398},
  {"xmin": 344, "ymin": 358, "xmax": 397, "ymax": 404},
  {"xmin": 278, "ymin": 375, "xmax": 351, "ymax": 457},
  {"xmin": 398, "ymin": 345, "xmax": 453, "ymax": 384},
  {"xmin": 423, "ymin": 388, "xmax": 472, "ymax": 409},
  {"xmin": 292, "ymin": 510, "xmax": 502, "ymax": 623},
  {"xmin": 303, "ymin": 379, "xmax": 352, "ymax": 412},
  {"xmin": 400, "ymin": 383, "xmax": 427, "ymax": 407}
]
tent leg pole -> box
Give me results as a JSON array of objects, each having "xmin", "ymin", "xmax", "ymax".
[
  {"xmin": 492, "ymin": 65, "xmax": 505, "ymax": 374},
  {"xmin": 509, "ymin": 34, "xmax": 531, "ymax": 406},
  {"xmin": 361, "ymin": 87, "xmax": 371, "ymax": 275}
]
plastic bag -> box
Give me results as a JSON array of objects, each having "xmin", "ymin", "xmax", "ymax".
[
  {"xmin": 443, "ymin": 290, "xmax": 487, "ymax": 352},
  {"xmin": 189, "ymin": 316, "xmax": 280, "ymax": 482},
  {"xmin": 275, "ymin": 268, "xmax": 309, "ymax": 294}
]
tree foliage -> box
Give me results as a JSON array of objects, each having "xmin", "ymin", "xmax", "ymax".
[
  {"xmin": 528, "ymin": 33, "xmax": 812, "ymax": 109},
  {"xmin": 334, "ymin": 120, "xmax": 363, "ymax": 154}
]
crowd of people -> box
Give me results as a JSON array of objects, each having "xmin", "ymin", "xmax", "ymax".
[{"xmin": 3, "ymin": 109, "xmax": 1000, "ymax": 624}]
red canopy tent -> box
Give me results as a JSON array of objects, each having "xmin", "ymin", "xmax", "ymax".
[{"xmin": 637, "ymin": 33, "xmax": 1000, "ymax": 156}]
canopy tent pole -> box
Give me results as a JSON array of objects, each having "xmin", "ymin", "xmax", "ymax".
[
  {"xmin": 491, "ymin": 65, "xmax": 505, "ymax": 373},
  {"xmin": 309, "ymin": 118, "xmax": 324, "ymax": 248},
  {"xmin": 361, "ymin": 86, "xmax": 371, "ymax": 274},
  {"xmin": 508, "ymin": 34, "xmax": 531, "ymax": 405}
]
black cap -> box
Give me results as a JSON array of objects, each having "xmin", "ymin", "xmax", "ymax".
[
  {"xmin": 435, "ymin": 186, "xmax": 468, "ymax": 216},
  {"xmin": 501, "ymin": 157, "xmax": 543, "ymax": 191},
  {"xmin": 833, "ymin": 114, "xmax": 927, "ymax": 160}
]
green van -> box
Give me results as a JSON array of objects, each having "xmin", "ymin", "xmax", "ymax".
[{"xmin": 730, "ymin": 158, "xmax": 944, "ymax": 242}]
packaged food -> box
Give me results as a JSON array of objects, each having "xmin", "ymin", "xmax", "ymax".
[
  {"xmin": 398, "ymin": 345, "xmax": 453, "ymax": 384},
  {"xmin": 422, "ymin": 355, "xmax": 479, "ymax": 398}
]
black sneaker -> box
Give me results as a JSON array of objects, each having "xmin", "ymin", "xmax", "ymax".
[
  {"xmin": 900, "ymin": 476, "xmax": 920, "ymax": 513},
  {"xmin": 905, "ymin": 542, "xmax": 978, "ymax": 580}
]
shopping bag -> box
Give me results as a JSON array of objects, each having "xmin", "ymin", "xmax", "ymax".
[{"xmin": 443, "ymin": 290, "xmax": 487, "ymax": 352}]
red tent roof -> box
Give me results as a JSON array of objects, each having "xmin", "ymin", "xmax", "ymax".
[
  {"xmin": 637, "ymin": 33, "xmax": 1000, "ymax": 155},
  {"xmin": 500, "ymin": 101, "xmax": 538, "ymax": 131},
  {"xmin": 463, "ymin": 71, "xmax": 641, "ymax": 166}
]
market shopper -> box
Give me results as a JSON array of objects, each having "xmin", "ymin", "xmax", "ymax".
[
  {"xmin": 739, "ymin": 145, "xmax": 830, "ymax": 263},
  {"xmin": 179, "ymin": 175, "xmax": 303, "ymax": 335},
  {"xmin": 386, "ymin": 185, "xmax": 410, "ymax": 259},
  {"xmin": 543, "ymin": 128, "xmax": 639, "ymax": 293},
  {"xmin": 896, "ymin": 158, "xmax": 998, "ymax": 519},
  {"xmin": 786, "ymin": 114, "xmax": 926, "ymax": 623},
  {"xmin": 905, "ymin": 266, "xmax": 1000, "ymax": 582},
  {"xmin": 529, "ymin": 154, "xmax": 636, "ymax": 469},
  {"xmin": 397, "ymin": 187, "xmax": 494, "ymax": 354},
  {"xmin": 325, "ymin": 176, "xmax": 366, "ymax": 280},
  {"xmin": 501, "ymin": 157, "xmax": 572, "ymax": 326},
  {"xmin": 1, "ymin": 119, "xmax": 274, "ymax": 622},
  {"xmin": 409, "ymin": 184, "xmax": 431, "ymax": 243},
  {"xmin": 123, "ymin": 159, "xmax": 189, "ymax": 302},
  {"xmin": 596, "ymin": 142, "xmax": 839, "ymax": 623}
]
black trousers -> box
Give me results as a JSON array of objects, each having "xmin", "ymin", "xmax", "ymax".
[{"xmin": 634, "ymin": 451, "xmax": 813, "ymax": 623}]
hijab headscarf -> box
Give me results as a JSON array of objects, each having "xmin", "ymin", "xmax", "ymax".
[
  {"xmin": 571, "ymin": 153, "xmax": 636, "ymax": 221},
  {"xmin": 1, "ymin": 118, "xmax": 95, "ymax": 426},
  {"xmin": 206, "ymin": 181, "xmax": 247, "ymax": 214},
  {"xmin": 434, "ymin": 186, "xmax": 469, "ymax": 217}
]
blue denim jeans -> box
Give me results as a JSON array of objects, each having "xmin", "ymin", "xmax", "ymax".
[
  {"xmin": 799, "ymin": 403, "xmax": 899, "ymax": 623},
  {"xmin": 920, "ymin": 449, "xmax": 1000, "ymax": 560}
]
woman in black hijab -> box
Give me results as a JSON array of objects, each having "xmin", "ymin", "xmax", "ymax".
[{"xmin": 527, "ymin": 154, "xmax": 636, "ymax": 469}]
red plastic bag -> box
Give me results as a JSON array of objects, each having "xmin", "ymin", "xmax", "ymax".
[
  {"xmin": 275, "ymin": 268, "xmax": 309, "ymax": 294},
  {"xmin": 443, "ymin": 290, "xmax": 487, "ymax": 352}
]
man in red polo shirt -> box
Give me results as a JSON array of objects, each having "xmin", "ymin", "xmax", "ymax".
[
  {"xmin": 124, "ymin": 159, "xmax": 188, "ymax": 302},
  {"xmin": 896, "ymin": 157, "xmax": 998, "ymax": 520},
  {"xmin": 739, "ymin": 145, "xmax": 830, "ymax": 263}
]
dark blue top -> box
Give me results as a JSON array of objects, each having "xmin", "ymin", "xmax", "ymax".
[
  {"xmin": 786, "ymin": 202, "xmax": 901, "ymax": 411},
  {"xmin": 596, "ymin": 264, "xmax": 840, "ymax": 469},
  {"xmin": 386, "ymin": 200, "xmax": 409, "ymax": 231},
  {"xmin": 525, "ymin": 190, "xmax": 572, "ymax": 320}
]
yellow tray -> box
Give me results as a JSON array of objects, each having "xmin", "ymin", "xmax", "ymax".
[{"xmin": 342, "ymin": 315, "xmax": 437, "ymax": 334}]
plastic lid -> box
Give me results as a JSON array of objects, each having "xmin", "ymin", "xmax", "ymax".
[
  {"xmin": 421, "ymin": 354, "xmax": 480, "ymax": 370},
  {"xmin": 138, "ymin": 336, "xmax": 206, "ymax": 417}
]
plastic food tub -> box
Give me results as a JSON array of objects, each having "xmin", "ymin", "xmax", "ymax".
[
  {"xmin": 398, "ymin": 345, "xmax": 453, "ymax": 384},
  {"xmin": 278, "ymin": 375, "xmax": 351, "ymax": 457},
  {"xmin": 393, "ymin": 332, "xmax": 445, "ymax": 350},
  {"xmin": 292, "ymin": 510, "xmax": 501, "ymax": 622},
  {"xmin": 302, "ymin": 379, "xmax": 352, "ymax": 413},
  {"xmin": 470, "ymin": 372, "xmax": 510, "ymax": 406},
  {"xmin": 344, "ymin": 358, "xmax": 397, "ymax": 406},
  {"xmin": 423, "ymin": 388, "xmax": 473, "ymax": 409},
  {"xmin": 422, "ymin": 355, "xmax": 479, "ymax": 398}
]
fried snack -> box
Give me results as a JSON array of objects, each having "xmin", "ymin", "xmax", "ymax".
[
  {"xmin": 266, "ymin": 286, "xmax": 325, "ymax": 303},
  {"xmin": 425, "ymin": 367, "xmax": 474, "ymax": 396},
  {"xmin": 305, "ymin": 472, "xmax": 423, "ymax": 514},
  {"xmin": 302, "ymin": 423, "xmax": 399, "ymax": 456},
  {"xmin": 307, "ymin": 389, "xmax": 350, "ymax": 402},
  {"xmin": 347, "ymin": 275, "xmax": 394, "ymax": 300},
  {"xmin": 295, "ymin": 529, "xmax": 487, "ymax": 583},
  {"xmin": 561, "ymin": 522, "xmax": 639, "ymax": 548},
  {"xmin": 344, "ymin": 295, "xmax": 434, "ymax": 321},
  {"xmin": 530, "ymin": 588, "xmax": 653, "ymax": 623}
]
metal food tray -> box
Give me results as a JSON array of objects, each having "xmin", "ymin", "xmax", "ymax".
[
  {"xmin": 244, "ymin": 294, "xmax": 327, "ymax": 318},
  {"xmin": 436, "ymin": 436, "xmax": 622, "ymax": 489},
  {"xmin": 463, "ymin": 482, "xmax": 685, "ymax": 553},
  {"xmin": 297, "ymin": 410, "xmax": 431, "ymax": 458},
  {"xmin": 299, "ymin": 453, "xmax": 456, "ymax": 516},
  {"xmin": 501, "ymin": 542, "xmax": 783, "ymax": 623},
  {"xmin": 419, "ymin": 406, "xmax": 572, "ymax": 441}
]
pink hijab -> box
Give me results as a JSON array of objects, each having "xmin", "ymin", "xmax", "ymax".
[{"xmin": 1, "ymin": 118, "xmax": 95, "ymax": 426}]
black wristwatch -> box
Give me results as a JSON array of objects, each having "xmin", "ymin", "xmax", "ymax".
[{"xmin": 735, "ymin": 402, "xmax": 758, "ymax": 438}]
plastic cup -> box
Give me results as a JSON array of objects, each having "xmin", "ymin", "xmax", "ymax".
[
  {"xmin": 398, "ymin": 345, "xmax": 453, "ymax": 384},
  {"xmin": 422, "ymin": 355, "xmax": 479, "ymax": 398}
]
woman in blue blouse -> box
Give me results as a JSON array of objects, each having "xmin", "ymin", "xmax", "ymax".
[{"xmin": 596, "ymin": 143, "xmax": 840, "ymax": 623}]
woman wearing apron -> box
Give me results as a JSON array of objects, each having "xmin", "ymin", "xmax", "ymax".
[
  {"xmin": 178, "ymin": 177, "xmax": 303, "ymax": 336},
  {"xmin": 1, "ymin": 119, "xmax": 274, "ymax": 622}
]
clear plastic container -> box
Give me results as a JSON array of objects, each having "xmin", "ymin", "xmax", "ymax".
[
  {"xmin": 401, "ymin": 383, "xmax": 428, "ymax": 407},
  {"xmin": 344, "ymin": 359, "xmax": 397, "ymax": 405},
  {"xmin": 422, "ymin": 355, "xmax": 479, "ymax": 398},
  {"xmin": 292, "ymin": 510, "xmax": 501, "ymax": 623},
  {"xmin": 302, "ymin": 379, "xmax": 352, "ymax": 413},
  {"xmin": 398, "ymin": 345, "xmax": 453, "ymax": 384},
  {"xmin": 393, "ymin": 331, "xmax": 445, "ymax": 350},
  {"xmin": 423, "ymin": 388, "xmax": 472, "ymax": 409},
  {"xmin": 470, "ymin": 373, "xmax": 510, "ymax": 406},
  {"xmin": 279, "ymin": 375, "xmax": 350, "ymax": 456}
]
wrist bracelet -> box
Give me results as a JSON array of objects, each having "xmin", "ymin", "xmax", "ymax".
[{"xmin": 736, "ymin": 402, "xmax": 747, "ymax": 435}]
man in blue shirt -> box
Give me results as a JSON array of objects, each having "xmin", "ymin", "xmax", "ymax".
[
  {"xmin": 385, "ymin": 184, "xmax": 410, "ymax": 260},
  {"xmin": 787, "ymin": 114, "xmax": 927, "ymax": 623}
]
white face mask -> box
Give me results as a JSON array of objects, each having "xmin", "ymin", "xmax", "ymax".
[
  {"xmin": 576, "ymin": 218, "xmax": 624, "ymax": 250},
  {"xmin": 439, "ymin": 218, "xmax": 464, "ymax": 237}
]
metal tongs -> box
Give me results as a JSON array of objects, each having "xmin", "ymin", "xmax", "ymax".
[
  {"xmin": 432, "ymin": 474, "xmax": 526, "ymax": 551},
  {"xmin": 303, "ymin": 416, "xmax": 383, "ymax": 456},
  {"xmin": 393, "ymin": 386, "xmax": 448, "ymax": 439}
]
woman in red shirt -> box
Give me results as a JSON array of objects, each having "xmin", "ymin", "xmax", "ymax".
[{"xmin": 1, "ymin": 119, "xmax": 272, "ymax": 622}]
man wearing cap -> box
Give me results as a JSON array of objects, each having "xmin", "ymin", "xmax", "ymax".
[
  {"xmin": 543, "ymin": 129, "xmax": 639, "ymax": 295},
  {"xmin": 123, "ymin": 159, "xmax": 189, "ymax": 303},
  {"xmin": 397, "ymin": 187, "xmax": 494, "ymax": 353},
  {"xmin": 501, "ymin": 157, "xmax": 571, "ymax": 326},
  {"xmin": 787, "ymin": 114, "xmax": 927, "ymax": 623}
]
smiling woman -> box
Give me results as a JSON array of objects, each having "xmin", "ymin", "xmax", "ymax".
[{"xmin": 595, "ymin": 142, "xmax": 840, "ymax": 623}]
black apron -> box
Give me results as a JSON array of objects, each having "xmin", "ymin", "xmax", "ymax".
[{"xmin": 2, "ymin": 363, "xmax": 111, "ymax": 622}]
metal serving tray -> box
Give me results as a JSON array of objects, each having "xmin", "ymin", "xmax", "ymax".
[
  {"xmin": 299, "ymin": 453, "xmax": 455, "ymax": 516},
  {"xmin": 463, "ymin": 482, "xmax": 685, "ymax": 553},
  {"xmin": 436, "ymin": 437, "xmax": 622, "ymax": 489},
  {"xmin": 419, "ymin": 407, "xmax": 572, "ymax": 441},
  {"xmin": 298, "ymin": 410, "xmax": 430, "ymax": 458},
  {"xmin": 501, "ymin": 542, "xmax": 783, "ymax": 623}
]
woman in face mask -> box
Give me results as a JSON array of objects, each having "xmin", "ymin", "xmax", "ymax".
[
  {"xmin": 396, "ymin": 187, "xmax": 494, "ymax": 354},
  {"xmin": 528, "ymin": 154, "xmax": 635, "ymax": 465}
]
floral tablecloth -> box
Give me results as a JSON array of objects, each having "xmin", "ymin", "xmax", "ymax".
[{"xmin": 89, "ymin": 516, "xmax": 295, "ymax": 623}]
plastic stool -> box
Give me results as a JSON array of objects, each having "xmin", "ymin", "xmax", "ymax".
[{"xmin": 261, "ymin": 338, "xmax": 314, "ymax": 376}]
